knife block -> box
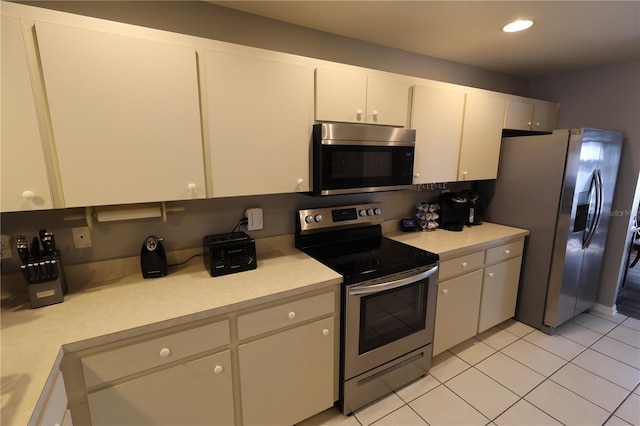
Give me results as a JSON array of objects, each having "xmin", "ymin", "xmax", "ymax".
[
  {"xmin": 28, "ymin": 277, "xmax": 64, "ymax": 309},
  {"xmin": 23, "ymin": 250, "xmax": 68, "ymax": 309}
]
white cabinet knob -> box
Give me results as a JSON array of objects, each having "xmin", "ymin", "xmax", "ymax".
[
  {"xmin": 488, "ymin": 272, "xmax": 495, "ymax": 278},
  {"xmin": 414, "ymin": 173, "xmax": 420, "ymax": 178},
  {"xmin": 372, "ymin": 110, "xmax": 379, "ymax": 116},
  {"xmin": 461, "ymin": 262, "xmax": 468, "ymax": 268},
  {"xmin": 297, "ymin": 178, "xmax": 304, "ymax": 185},
  {"xmin": 288, "ymin": 311, "xmax": 296, "ymax": 320},
  {"xmin": 159, "ymin": 348, "xmax": 171, "ymax": 358},
  {"xmin": 22, "ymin": 190, "xmax": 35, "ymax": 200},
  {"xmin": 535, "ymin": 122, "xmax": 541, "ymax": 127},
  {"xmin": 187, "ymin": 183, "xmax": 197, "ymax": 191},
  {"xmin": 356, "ymin": 109, "xmax": 363, "ymax": 120},
  {"xmin": 322, "ymin": 328, "xmax": 330, "ymax": 336},
  {"xmin": 504, "ymin": 249, "xmax": 511, "ymax": 255},
  {"xmin": 442, "ymin": 289, "xmax": 448, "ymax": 295},
  {"xmin": 462, "ymin": 171, "xmax": 468, "ymax": 177},
  {"xmin": 527, "ymin": 121, "xmax": 532, "ymax": 126},
  {"xmin": 213, "ymin": 365, "xmax": 223, "ymax": 374}
]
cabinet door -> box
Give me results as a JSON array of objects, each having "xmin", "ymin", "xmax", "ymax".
[
  {"xmin": 478, "ymin": 257, "xmax": 522, "ymax": 333},
  {"xmin": 411, "ymin": 85, "xmax": 465, "ymax": 183},
  {"xmin": 87, "ymin": 351, "xmax": 234, "ymax": 426},
  {"xmin": 504, "ymin": 100, "xmax": 534, "ymax": 131},
  {"xmin": 532, "ymin": 102, "xmax": 559, "ymax": 132},
  {"xmin": 239, "ymin": 317, "xmax": 335, "ymax": 426},
  {"xmin": 458, "ymin": 94, "xmax": 506, "ymax": 181},
  {"xmin": 37, "ymin": 371, "xmax": 68, "ymax": 426},
  {"xmin": 315, "ymin": 67, "xmax": 367, "ymax": 123},
  {"xmin": 366, "ymin": 76, "xmax": 411, "ymax": 126},
  {"xmin": 1, "ymin": 16, "xmax": 53, "ymax": 212},
  {"xmin": 35, "ymin": 21, "xmax": 205, "ymax": 207},
  {"xmin": 433, "ymin": 269, "xmax": 483, "ymax": 355},
  {"xmin": 205, "ymin": 50, "xmax": 313, "ymax": 197}
]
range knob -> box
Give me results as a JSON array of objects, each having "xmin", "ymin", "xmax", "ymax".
[
  {"xmin": 374, "ymin": 208, "xmax": 382, "ymax": 215},
  {"xmin": 314, "ymin": 214, "xmax": 323, "ymax": 223},
  {"xmin": 359, "ymin": 209, "xmax": 367, "ymax": 217},
  {"xmin": 367, "ymin": 208, "xmax": 374, "ymax": 216},
  {"xmin": 305, "ymin": 215, "xmax": 314, "ymax": 224}
]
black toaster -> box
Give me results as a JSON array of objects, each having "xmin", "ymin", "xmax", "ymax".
[{"xmin": 203, "ymin": 232, "xmax": 257, "ymax": 277}]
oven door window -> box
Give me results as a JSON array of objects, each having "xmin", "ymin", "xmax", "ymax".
[
  {"xmin": 359, "ymin": 279, "xmax": 427, "ymax": 354},
  {"xmin": 321, "ymin": 145, "xmax": 414, "ymax": 190}
]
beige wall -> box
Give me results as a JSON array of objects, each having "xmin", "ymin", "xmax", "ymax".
[{"xmin": 529, "ymin": 59, "xmax": 640, "ymax": 311}]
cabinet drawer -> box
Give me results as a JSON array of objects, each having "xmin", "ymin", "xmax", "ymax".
[
  {"xmin": 238, "ymin": 291, "xmax": 335, "ymax": 340},
  {"xmin": 82, "ymin": 320, "xmax": 230, "ymax": 388},
  {"xmin": 439, "ymin": 251, "xmax": 484, "ymax": 280},
  {"xmin": 485, "ymin": 239, "xmax": 524, "ymax": 264}
]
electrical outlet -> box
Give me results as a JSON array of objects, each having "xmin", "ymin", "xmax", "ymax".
[
  {"xmin": 72, "ymin": 226, "xmax": 92, "ymax": 248},
  {"xmin": 0, "ymin": 234, "xmax": 12, "ymax": 259},
  {"xmin": 246, "ymin": 208, "xmax": 263, "ymax": 231}
]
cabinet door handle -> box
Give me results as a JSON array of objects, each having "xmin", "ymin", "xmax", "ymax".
[
  {"xmin": 187, "ymin": 182, "xmax": 197, "ymax": 191},
  {"xmin": 297, "ymin": 178, "xmax": 304, "ymax": 185},
  {"xmin": 159, "ymin": 348, "xmax": 171, "ymax": 358},
  {"xmin": 213, "ymin": 365, "xmax": 223, "ymax": 374},
  {"xmin": 442, "ymin": 289, "xmax": 448, "ymax": 295},
  {"xmin": 488, "ymin": 272, "xmax": 495, "ymax": 278},
  {"xmin": 356, "ymin": 109, "xmax": 363, "ymax": 120},
  {"xmin": 22, "ymin": 190, "xmax": 35, "ymax": 200},
  {"xmin": 461, "ymin": 262, "xmax": 468, "ymax": 268},
  {"xmin": 288, "ymin": 311, "xmax": 296, "ymax": 320},
  {"xmin": 322, "ymin": 328, "xmax": 330, "ymax": 336},
  {"xmin": 504, "ymin": 249, "xmax": 510, "ymax": 255}
]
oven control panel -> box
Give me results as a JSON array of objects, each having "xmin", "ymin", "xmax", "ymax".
[{"xmin": 298, "ymin": 203, "xmax": 384, "ymax": 233}]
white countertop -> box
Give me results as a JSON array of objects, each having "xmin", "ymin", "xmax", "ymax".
[
  {"xmin": 1, "ymin": 223, "xmax": 529, "ymax": 425},
  {"xmin": 388, "ymin": 222, "xmax": 529, "ymax": 259},
  {"xmin": 1, "ymin": 235, "xmax": 342, "ymax": 426}
]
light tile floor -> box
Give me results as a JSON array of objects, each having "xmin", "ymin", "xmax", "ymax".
[{"xmin": 298, "ymin": 312, "xmax": 640, "ymax": 426}]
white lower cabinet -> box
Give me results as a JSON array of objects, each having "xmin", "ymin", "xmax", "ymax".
[
  {"xmin": 433, "ymin": 270, "xmax": 483, "ymax": 356},
  {"xmin": 478, "ymin": 257, "xmax": 523, "ymax": 333},
  {"xmin": 66, "ymin": 288, "xmax": 338, "ymax": 426},
  {"xmin": 238, "ymin": 317, "xmax": 335, "ymax": 426},
  {"xmin": 433, "ymin": 238, "xmax": 524, "ymax": 355},
  {"xmin": 87, "ymin": 350, "xmax": 234, "ymax": 426}
]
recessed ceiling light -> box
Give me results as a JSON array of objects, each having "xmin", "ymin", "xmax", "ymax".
[{"xmin": 502, "ymin": 19, "xmax": 534, "ymax": 33}]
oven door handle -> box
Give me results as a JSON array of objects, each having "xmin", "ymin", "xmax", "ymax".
[{"xmin": 348, "ymin": 265, "xmax": 438, "ymax": 296}]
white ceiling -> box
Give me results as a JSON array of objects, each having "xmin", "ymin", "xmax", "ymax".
[{"xmin": 209, "ymin": 1, "xmax": 640, "ymax": 78}]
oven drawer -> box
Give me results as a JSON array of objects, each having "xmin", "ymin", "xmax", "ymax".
[
  {"xmin": 81, "ymin": 320, "xmax": 230, "ymax": 388},
  {"xmin": 237, "ymin": 291, "xmax": 335, "ymax": 340},
  {"xmin": 485, "ymin": 240, "xmax": 524, "ymax": 264},
  {"xmin": 439, "ymin": 251, "xmax": 484, "ymax": 280}
]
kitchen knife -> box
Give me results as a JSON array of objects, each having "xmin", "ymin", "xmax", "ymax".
[
  {"xmin": 40, "ymin": 230, "xmax": 56, "ymax": 257},
  {"xmin": 31, "ymin": 237, "xmax": 40, "ymax": 261},
  {"xmin": 16, "ymin": 236, "xmax": 30, "ymax": 264}
]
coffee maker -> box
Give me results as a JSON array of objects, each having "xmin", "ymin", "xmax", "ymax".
[
  {"xmin": 140, "ymin": 236, "xmax": 167, "ymax": 278},
  {"xmin": 439, "ymin": 192, "xmax": 468, "ymax": 231},
  {"xmin": 461, "ymin": 189, "xmax": 485, "ymax": 226}
]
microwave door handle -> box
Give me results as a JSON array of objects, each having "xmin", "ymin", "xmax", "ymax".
[{"xmin": 348, "ymin": 266, "xmax": 438, "ymax": 296}]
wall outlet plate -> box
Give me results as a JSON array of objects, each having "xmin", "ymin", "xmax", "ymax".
[
  {"xmin": 72, "ymin": 226, "xmax": 92, "ymax": 248},
  {"xmin": 1, "ymin": 234, "xmax": 12, "ymax": 259},
  {"xmin": 246, "ymin": 208, "xmax": 263, "ymax": 231}
]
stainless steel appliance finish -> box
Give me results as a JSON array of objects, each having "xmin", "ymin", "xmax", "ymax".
[
  {"xmin": 312, "ymin": 123, "xmax": 416, "ymax": 196},
  {"xmin": 295, "ymin": 203, "xmax": 439, "ymax": 414},
  {"xmin": 486, "ymin": 128, "xmax": 622, "ymax": 333}
]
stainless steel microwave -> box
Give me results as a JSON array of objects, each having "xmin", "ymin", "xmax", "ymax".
[{"xmin": 312, "ymin": 123, "xmax": 416, "ymax": 196}]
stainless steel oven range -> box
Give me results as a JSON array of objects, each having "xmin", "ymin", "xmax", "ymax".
[{"xmin": 295, "ymin": 203, "xmax": 439, "ymax": 415}]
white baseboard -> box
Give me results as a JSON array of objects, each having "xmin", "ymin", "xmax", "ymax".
[{"xmin": 591, "ymin": 303, "xmax": 618, "ymax": 317}]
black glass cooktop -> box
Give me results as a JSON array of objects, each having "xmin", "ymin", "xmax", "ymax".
[{"xmin": 300, "ymin": 230, "xmax": 439, "ymax": 284}]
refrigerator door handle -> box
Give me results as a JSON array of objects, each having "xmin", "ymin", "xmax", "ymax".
[{"xmin": 583, "ymin": 169, "xmax": 603, "ymax": 249}]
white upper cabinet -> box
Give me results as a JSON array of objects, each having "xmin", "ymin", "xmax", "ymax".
[
  {"xmin": 35, "ymin": 21, "xmax": 205, "ymax": 208},
  {"xmin": 411, "ymin": 85, "xmax": 465, "ymax": 184},
  {"xmin": 458, "ymin": 94, "xmax": 506, "ymax": 181},
  {"xmin": 504, "ymin": 99, "xmax": 559, "ymax": 132},
  {"xmin": 1, "ymin": 16, "xmax": 53, "ymax": 212},
  {"xmin": 204, "ymin": 50, "xmax": 313, "ymax": 197},
  {"xmin": 531, "ymin": 101, "xmax": 559, "ymax": 132},
  {"xmin": 315, "ymin": 68, "xmax": 410, "ymax": 126}
]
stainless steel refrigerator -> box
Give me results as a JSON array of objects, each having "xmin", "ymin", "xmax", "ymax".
[{"xmin": 485, "ymin": 128, "xmax": 622, "ymax": 333}]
